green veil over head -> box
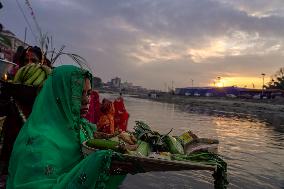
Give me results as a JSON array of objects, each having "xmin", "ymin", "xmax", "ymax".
[{"xmin": 7, "ymin": 65, "xmax": 125, "ymax": 189}]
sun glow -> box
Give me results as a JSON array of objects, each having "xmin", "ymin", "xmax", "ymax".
[
  {"xmin": 210, "ymin": 76, "xmax": 264, "ymax": 89},
  {"xmin": 216, "ymin": 82, "xmax": 223, "ymax": 88}
]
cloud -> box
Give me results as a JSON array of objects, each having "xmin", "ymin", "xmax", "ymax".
[
  {"xmin": 127, "ymin": 38, "xmax": 184, "ymax": 63},
  {"xmin": 216, "ymin": 0, "xmax": 284, "ymax": 17},
  {"xmin": 2, "ymin": 0, "xmax": 284, "ymax": 89}
]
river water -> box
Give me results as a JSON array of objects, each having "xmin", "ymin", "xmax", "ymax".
[{"xmin": 102, "ymin": 94, "xmax": 284, "ymax": 189}]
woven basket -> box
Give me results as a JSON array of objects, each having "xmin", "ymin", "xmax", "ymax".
[{"xmin": 81, "ymin": 141, "xmax": 216, "ymax": 173}]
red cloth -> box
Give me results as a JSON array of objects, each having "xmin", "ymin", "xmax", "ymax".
[
  {"xmin": 93, "ymin": 91, "xmax": 101, "ymax": 124},
  {"xmin": 84, "ymin": 91, "xmax": 100, "ymax": 124},
  {"xmin": 114, "ymin": 97, "xmax": 129, "ymax": 132}
]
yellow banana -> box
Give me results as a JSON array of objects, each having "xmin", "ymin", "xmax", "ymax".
[
  {"xmin": 13, "ymin": 66, "xmax": 25, "ymax": 83},
  {"xmin": 24, "ymin": 68, "xmax": 43, "ymax": 85},
  {"xmin": 41, "ymin": 65, "xmax": 52, "ymax": 76},
  {"xmin": 32, "ymin": 69, "xmax": 46, "ymax": 86},
  {"xmin": 22, "ymin": 63, "xmax": 36, "ymax": 81},
  {"xmin": 23, "ymin": 64, "xmax": 39, "ymax": 81}
]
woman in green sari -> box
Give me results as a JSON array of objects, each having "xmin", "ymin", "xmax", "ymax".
[{"xmin": 7, "ymin": 65, "xmax": 125, "ymax": 189}]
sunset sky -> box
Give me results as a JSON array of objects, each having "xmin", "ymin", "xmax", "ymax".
[{"xmin": 2, "ymin": 0, "xmax": 284, "ymax": 90}]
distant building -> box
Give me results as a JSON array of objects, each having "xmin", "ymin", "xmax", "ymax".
[
  {"xmin": 121, "ymin": 81, "xmax": 133, "ymax": 89},
  {"xmin": 175, "ymin": 86, "xmax": 243, "ymax": 97},
  {"xmin": 175, "ymin": 86, "xmax": 284, "ymax": 99},
  {"xmin": 0, "ymin": 29, "xmax": 28, "ymax": 61},
  {"xmin": 110, "ymin": 77, "xmax": 121, "ymax": 88},
  {"xmin": 105, "ymin": 77, "xmax": 149, "ymax": 93}
]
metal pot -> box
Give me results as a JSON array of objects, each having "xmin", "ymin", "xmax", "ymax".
[{"xmin": 0, "ymin": 59, "xmax": 17, "ymax": 79}]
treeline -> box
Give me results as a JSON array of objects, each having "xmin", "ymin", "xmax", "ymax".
[
  {"xmin": 266, "ymin": 67, "xmax": 284, "ymax": 90},
  {"xmin": 93, "ymin": 77, "xmax": 102, "ymax": 88}
]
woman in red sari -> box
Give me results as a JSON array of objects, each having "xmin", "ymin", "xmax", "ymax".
[
  {"xmin": 83, "ymin": 90, "xmax": 100, "ymax": 124},
  {"xmin": 114, "ymin": 93, "xmax": 129, "ymax": 132}
]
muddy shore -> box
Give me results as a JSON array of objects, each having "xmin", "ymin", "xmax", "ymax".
[{"xmin": 132, "ymin": 94, "xmax": 284, "ymax": 129}]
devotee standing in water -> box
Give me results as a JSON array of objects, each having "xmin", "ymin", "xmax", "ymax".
[{"xmin": 114, "ymin": 93, "xmax": 129, "ymax": 132}]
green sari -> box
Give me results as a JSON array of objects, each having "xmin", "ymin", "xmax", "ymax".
[{"xmin": 7, "ymin": 65, "xmax": 125, "ymax": 189}]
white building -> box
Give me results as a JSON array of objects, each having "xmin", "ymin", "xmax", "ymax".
[
  {"xmin": 110, "ymin": 77, "xmax": 121, "ymax": 88},
  {"xmin": 0, "ymin": 30, "xmax": 28, "ymax": 61},
  {"xmin": 121, "ymin": 81, "xmax": 133, "ymax": 89}
]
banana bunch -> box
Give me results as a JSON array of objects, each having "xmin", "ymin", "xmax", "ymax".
[{"xmin": 13, "ymin": 63, "xmax": 52, "ymax": 87}]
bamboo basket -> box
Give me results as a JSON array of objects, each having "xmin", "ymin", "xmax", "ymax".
[{"xmin": 0, "ymin": 80, "xmax": 39, "ymax": 105}]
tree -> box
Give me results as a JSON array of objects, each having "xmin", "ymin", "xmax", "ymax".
[
  {"xmin": 266, "ymin": 67, "xmax": 284, "ymax": 90},
  {"xmin": 92, "ymin": 77, "xmax": 102, "ymax": 88}
]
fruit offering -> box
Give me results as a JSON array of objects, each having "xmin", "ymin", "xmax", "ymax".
[{"xmin": 13, "ymin": 63, "xmax": 52, "ymax": 87}]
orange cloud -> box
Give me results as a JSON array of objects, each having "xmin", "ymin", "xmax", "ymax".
[{"xmin": 209, "ymin": 76, "xmax": 267, "ymax": 89}]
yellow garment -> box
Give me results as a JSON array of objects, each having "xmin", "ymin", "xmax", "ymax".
[
  {"xmin": 98, "ymin": 114, "xmax": 115, "ymax": 134},
  {"xmin": 98, "ymin": 102, "xmax": 115, "ymax": 134}
]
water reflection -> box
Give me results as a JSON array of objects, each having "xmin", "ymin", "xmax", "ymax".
[{"xmin": 101, "ymin": 94, "xmax": 284, "ymax": 189}]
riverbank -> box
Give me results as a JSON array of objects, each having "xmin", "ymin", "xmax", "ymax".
[{"xmin": 133, "ymin": 94, "xmax": 284, "ymax": 128}]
